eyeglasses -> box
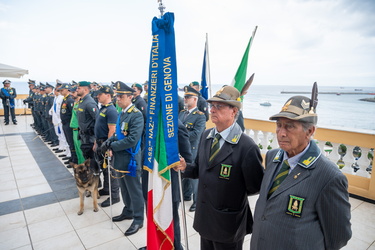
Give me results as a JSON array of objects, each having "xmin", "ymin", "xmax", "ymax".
[
  {"xmin": 184, "ymin": 96, "xmax": 192, "ymax": 99},
  {"xmin": 209, "ymin": 103, "xmax": 230, "ymax": 110}
]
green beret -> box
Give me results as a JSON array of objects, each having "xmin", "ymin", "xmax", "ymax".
[
  {"xmin": 189, "ymin": 81, "xmax": 200, "ymax": 87},
  {"xmin": 132, "ymin": 83, "xmax": 143, "ymax": 90},
  {"xmin": 78, "ymin": 81, "xmax": 91, "ymax": 87}
]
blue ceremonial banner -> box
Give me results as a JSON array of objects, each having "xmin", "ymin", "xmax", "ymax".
[
  {"xmin": 200, "ymin": 39, "xmax": 209, "ymax": 99},
  {"xmin": 144, "ymin": 12, "xmax": 180, "ymax": 172}
]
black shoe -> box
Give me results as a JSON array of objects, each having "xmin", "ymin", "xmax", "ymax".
[
  {"xmin": 125, "ymin": 223, "xmax": 143, "ymax": 236},
  {"xmin": 112, "ymin": 213, "xmax": 133, "ymax": 222},
  {"xmin": 101, "ymin": 197, "xmax": 120, "ymax": 207},
  {"xmin": 50, "ymin": 143, "xmax": 59, "ymax": 147},
  {"xmin": 13, "ymin": 122, "xmax": 17, "ymax": 125},
  {"xmin": 184, "ymin": 196, "xmax": 191, "ymax": 201},
  {"xmin": 58, "ymin": 154, "xmax": 66, "ymax": 157},
  {"xmin": 5, "ymin": 122, "xmax": 9, "ymax": 125},
  {"xmin": 189, "ymin": 203, "xmax": 196, "ymax": 212},
  {"xmin": 62, "ymin": 157, "xmax": 70, "ymax": 160},
  {"xmin": 54, "ymin": 150, "xmax": 64, "ymax": 153},
  {"xmin": 67, "ymin": 164, "xmax": 73, "ymax": 168},
  {"xmin": 53, "ymin": 148, "xmax": 60, "ymax": 151},
  {"xmin": 64, "ymin": 160, "xmax": 70, "ymax": 164},
  {"xmin": 139, "ymin": 247, "xmax": 147, "ymax": 250},
  {"xmin": 99, "ymin": 189, "xmax": 110, "ymax": 196}
]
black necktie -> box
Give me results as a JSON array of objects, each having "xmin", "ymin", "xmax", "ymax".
[{"xmin": 183, "ymin": 111, "xmax": 189, "ymax": 121}]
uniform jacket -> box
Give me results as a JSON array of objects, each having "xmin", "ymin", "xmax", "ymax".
[
  {"xmin": 171, "ymin": 120, "xmax": 193, "ymax": 202},
  {"xmin": 24, "ymin": 90, "xmax": 35, "ymax": 108},
  {"xmin": 0, "ymin": 87, "xmax": 17, "ymax": 103},
  {"xmin": 178, "ymin": 107, "xmax": 206, "ymax": 159},
  {"xmin": 250, "ymin": 141, "xmax": 352, "ymax": 250},
  {"xmin": 60, "ymin": 94, "xmax": 74, "ymax": 125},
  {"xmin": 110, "ymin": 105, "xmax": 144, "ymax": 172},
  {"xmin": 77, "ymin": 94, "xmax": 98, "ymax": 135},
  {"xmin": 132, "ymin": 95, "xmax": 147, "ymax": 123},
  {"xmin": 197, "ymin": 95, "xmax": 209, "ymax": 121},
  {"xmin": 44, "ymin": 93, "xmax": 54, "ymax": 119},
  {"xmin": 50, "ymin": 95, "xmax": 63, "ymax": 125},
  {"xmin": 183, "ymin": 123, "xmax": 264, "ymax": 243}
]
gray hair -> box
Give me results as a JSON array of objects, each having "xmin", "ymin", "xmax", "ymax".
[{"xmin": 301, "ymin": 121, "xmax": 315, "ymax": 132}]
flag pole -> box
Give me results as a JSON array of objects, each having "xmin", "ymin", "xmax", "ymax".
[
  {"xmin": 107, "ymin": 152, "xmax": 113, "ymax": 229},
  {"xmin": 206, "ymin": 33, "xmax": 212, "ymax": 98},
  {"xmin": 178, "ymin": 169, "xmax": 189, "ymax": 250}
]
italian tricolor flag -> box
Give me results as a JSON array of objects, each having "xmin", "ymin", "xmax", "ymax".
[{"xmin": 146, "ymin": 112, "xmax": 174, "ymax": 250}]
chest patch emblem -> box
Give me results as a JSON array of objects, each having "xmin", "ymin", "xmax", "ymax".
[
  {"xmin": 219, "ymin": 164, "xmax": 232, "ymax": 180},
  {"xmin": 286, "ymin": 195, "xmax": 305, "ymax": 218}
]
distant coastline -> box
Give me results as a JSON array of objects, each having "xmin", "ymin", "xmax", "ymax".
[
  {"xmin": 360, "ymin": 98, "xmax": 375, "ymax": 103},
  {"xmin": 281, "ymin": 91, "xmax": 375, "ymax": 95}
]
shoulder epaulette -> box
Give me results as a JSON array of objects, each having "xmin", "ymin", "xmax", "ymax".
[
  {"xmin": 194, "ymin": 110, "xmax": 204, "ymax": 115},
  {"xmin": 127, "ymin": 105, "xmax": 139, "ymax": 113}
]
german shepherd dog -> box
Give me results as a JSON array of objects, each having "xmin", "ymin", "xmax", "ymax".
[{"xmin": 73, "ymin": 159, "xmax": 100, "ymax": 215}]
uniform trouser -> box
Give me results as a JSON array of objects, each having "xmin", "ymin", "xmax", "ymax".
[
  {"xmin": 33, "ymin": 111, "xmax": 42, "ymax": 132},
  {"xmin": 182, "ymin": 178, "xmax": 198, "ymax": 203},
  {"xmin": 3, "ymin": 104, "xmax": 16, "ymax": 123},
  {"xmin": 173, "ymin": 201, "xmax": 183, "ymax": 250},
  {"xmin": 73, "ymin": 129, "xmax": 85, "ymax": 164},
  {"xmin": 62, "ymin": 123, "xmax": 78, "ymax": 164},
  {"xmin": 30, "ymin": 108, "xmax": 36, "ymax": 125},
  {"xmin": 40, "ymin": 114, "xmax": 49, "ymax": 137},
  {"xmin": 116, "ymin": 168, "xmax": 144, "ymax": 224},
  {"xmin": 79, "ymin": 133, "xmax": 99, "ymax": 172},
  {"xmin": 94, "ymin": 140, "xmax": 119, "ymax": 197},
  {"xmin": 47, "ymin": 117, "xmax": 58, "ymax": 143},
  {"xmin": 200, "ymin": 237, "xmax": 244, "ymax": 250}
]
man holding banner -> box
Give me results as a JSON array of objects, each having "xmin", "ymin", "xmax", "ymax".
[{"xmin": 176, "ymin": 85, "xmax": 264, "ymax": 249}]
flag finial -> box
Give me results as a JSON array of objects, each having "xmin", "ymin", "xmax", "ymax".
[{"xmin": 158, "ymin": 0, "xmax": 166, "ymax": 17}]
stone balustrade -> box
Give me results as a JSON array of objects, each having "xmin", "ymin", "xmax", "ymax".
[{"xmin": 207, "ymin": 117, "xmax": 375, "ymax": 201}]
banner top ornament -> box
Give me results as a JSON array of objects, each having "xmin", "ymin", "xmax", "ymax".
[{"xmin": 158, "ymin": 0, "xmax": 166, "ymax": 17}]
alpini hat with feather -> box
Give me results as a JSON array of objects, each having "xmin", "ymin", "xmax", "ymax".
[
  {"xmin": 270, "ymin": 82, "xmax": 318, "ymax": 125},
  {"xmin": 207, "ymin": 85, "xmax": 242, "ymax": 109}
]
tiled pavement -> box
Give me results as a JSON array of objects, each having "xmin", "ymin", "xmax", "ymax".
[{"xmin": 0, "ymin": 115, "xmax": 374, "ymax": 250}]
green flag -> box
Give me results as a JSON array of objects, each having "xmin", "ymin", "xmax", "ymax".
[{"xmin": 231, "ymin": 26, "xmax": 257, "ymax": 99}]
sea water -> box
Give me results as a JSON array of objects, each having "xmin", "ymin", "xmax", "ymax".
[
  {"xmin": 9, "ymin": 82, "xmax": 375, "ymax": 131},
  {"xmin": 207, "ymin": 84, "xmax": 375, "ymax": 132}
]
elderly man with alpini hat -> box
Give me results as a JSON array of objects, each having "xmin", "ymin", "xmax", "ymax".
[
  {"xmin": 175, "ymin": 85, "xmax": 264, "ymax": 250},
  {"xmin": 251, "ymin": 83, "xmax": 352, "ymax": 250}
]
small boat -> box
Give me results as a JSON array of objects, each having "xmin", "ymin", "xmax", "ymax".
[
  {"xmin": 260, "ymin": 101, "xmax": 271, "ymax": 106},
  {"xmin": 336, "ymin": 93, "xmax": 341, "ymax": 96},
  {"xmin": 355, "ymin": 88, "xmax": 363, "ymax": 91}
]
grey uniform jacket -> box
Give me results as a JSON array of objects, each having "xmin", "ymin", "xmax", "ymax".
[
  {"xmin": 110, "ymin": 105, "xmax": 144, "ymax": 172},
  {"xmin": 178, "ymin": 107, "xmax": 206, "ymax": 159},
  {"xmin": 250, "ymin": 141, "xmax": 352, "ymax": 250}
]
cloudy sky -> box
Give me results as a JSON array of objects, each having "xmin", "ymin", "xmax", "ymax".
[{"xmin": 0, "ymin": 0, "xmax": 374, "ymax": 87}]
